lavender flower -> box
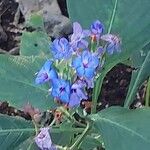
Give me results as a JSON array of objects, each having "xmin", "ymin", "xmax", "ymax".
[
  {"xmin": 35, "ymin": 60, "xmax": 58, "ymax": 84},
  {"xmin": 72, "ymin": 50, "xmax": 99, "ymax": 79},
  {"xmin": 51, "ymin": 78, "xmax": 71, "ymax": 103},
  {"xmin": 91, "ymin": 20, "xmax": 104, "ymax": 40},
  {"xmin": 51, "ymin": 38, "xmax": 73, "ymax": 60},
  {"xmin": 101, "ymin": 34, "xmax": 121, "ymax": 54},
  {"xmin": 69, "ymin": 82, "xmax": 87, "ymax": 107},
  {"xmin": 70, "ymin": 22, "xmax": 90, "ymax": 51},
  {"xmin": 35, "ymin": 127, "xmax": 57, "ymax": 150},
  {"xmin": 94, "ymin": 47, "xmax": 104, "ymax": 57}
]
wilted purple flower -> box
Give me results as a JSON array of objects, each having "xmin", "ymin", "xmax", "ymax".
[
  {"xmin": 35, "ymin": 127, "xmax": 57, "ymax": 150},
  {"xmin": 51, "ymin": 38, "xmax": 73, "ymax": 60},
  {"xmin": 101, "ymin": 34, "xmax": 121, "ymax": 54},
  {"xmin": 91, "ymin": 20, "xmax": 104, "ymax": 40},
  {"xmin": 94, "ymin": 47, "xmax": 104, "ymax": 57},
  {"xmin": 70, "ymin": 22, "xmax": 90, "ymax": 51},
  {"xmin": 72, "ymin": 50, "xmax": 99, "ymax": 79},
  {"xmin": 51, "ymin": 78, "xmax": 71, "ymax": 103},
  {"xmin": 69, "ymin": 82, "xmax": 87, "ymax": 107},
  {"xmin": 35, "ymin": 60, "xmax": 58, "ymax": 84}
]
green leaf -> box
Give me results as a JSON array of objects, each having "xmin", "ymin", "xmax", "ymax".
[
  {"xmin": 91, "ymin": 106, "xmax": 150, "ymax": 150},
  {"xmin": 51, "ymin": 122, "xmax": 75, "ymax": 146},
  {"xmin": 79, "ymin": 134, "xmax": 103, "ymax": 150},
  {"xmin": 0, "ymin": 114, "xmax": 34, "ymax": 150},
  {"xmin": 124, "ymin": 45, "xmax": 150, "ymax": 107},
  {"xmin": 26, "ymin": 13, "xmax": 44, "ymax": 29},
  {"xmin": 0, "ymin": 54, "xmax": 55, "ymax": 110},
  {"xmin": 67, "ymin": 0, "xmax": 150, "ymax": 111},
  {"xmin": 20, "ymin": 13, "xmax": 51, "ymax": 56},
  {"xmin": 15, "ymin": 137, "xmax": 37, "ymax": 150},
  {"xmin": 20, "ymin": 31, "xmax": 50, "ymax": 56}
]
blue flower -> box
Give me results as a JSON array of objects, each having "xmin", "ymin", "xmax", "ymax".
[
  {"xmin": 35, "ymin": 127, "xmax": 57, "ymax": 150},
  {"xmin": 91, "ymin": 20, "xmax": 104, "ymax": 40},
  {"xmin": 70, "ymin": 22, "xmax": 90, "ymax": 51},
  {"xmin": 69, "ymin": 81, "xmax": 87, "ymax": 107},
  {"xmin": 35, "ymin": 60, "xmax": 58, "ymax": 84},
  {"xmin": 51, "ymin": 38, "xmax": 73, "ymax": 60},
  {"xmin": 101, "ymin": 34, "xmax": 121, "ymax": 54},
  {"xmin": 51, "ymin": 78, "xmax": 71, "ymax": 103},
  {"xmin": 72, "ymin": 50, "xmax": 99, "ymax": 79}
]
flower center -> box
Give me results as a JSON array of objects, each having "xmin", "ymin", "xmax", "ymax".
[
  {"xmin": 59, "ymin": 87, "xmax": 65, "ymax": 93},
  {"xmin": 39, "ymin": 133, "xmax": 46, "ymax": 139},
  {"xmin": 42, "ymin": 73, "xmax": 48, "ymax": 79},
  {"xmin": 83, "ymin": 59, "xmax": 88, "ymax": 68},
  {"xmin": 71, "ymin": 89, "xmax": 77, "ymax": 93},
  {"xmin": 83, "ymin": 63, "xmax": 88, "ymax": 68}
]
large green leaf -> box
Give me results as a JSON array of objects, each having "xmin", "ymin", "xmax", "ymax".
[
  {"xmin": 79, "ymin": 134, "xmax": 103, "ymax": 150},
  {"xmin": 15, "ymin": 137, "xmax": 37, "ymax": 150},
  {"xmin": 51, "ymin": 122, "xmax": 74, "ymax": 146},
  {"xmin": 67, "ymin": 0, "xmax": 150, "ymax": 53},
  {"xmin": 0, "ymin": 54, "xmax": 55, "ymax": 110},
  {"xmin": 67, "ymin": 0, "xmax": 150, "ymax": 108},
  {"xmin": 0, "ymin": 114, "xmax": 34, "ymax": 150},
  {"xmin": 91, "ymin": 106, "xmax": 150, "ymax": 150},
  {"xmin": 124, "ymin": 46, "xmax": 150, "ymax": 107},
  {"xmin": 20, "ymin": 31, "xmax": 50, "ymax": 56},
  {"xmin": 20, "ymin": 14, "xmax": 51, "ymax": 56}
]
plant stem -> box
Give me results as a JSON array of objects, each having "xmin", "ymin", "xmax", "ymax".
[
  {"xmin": 32, "ymin": 120, "xmax": 38, "ymax": 135},
  {"xmin": 69, "ymin": 121, "xmax": 90, "ymax": 150},
  {"xmin": 145, "ymin": 77, "xmax": 150, "ymax": 107},
  {"xmin": 91, "ymin": 76, "xmax": 104, "ymax": 114},
  {"xmin": 56, "ymin": 145, "xmax": 68, "ymax": 150},
  {"xmin": 58, "ymin": 107, "xmax": 86, "ymax": 128},
  {"xmin": 91, "ymin": 48, "xmax": 107, "ymax": 114}
]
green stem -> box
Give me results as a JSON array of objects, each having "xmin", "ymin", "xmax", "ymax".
[
  {"xmin": 145, "ymin": 77, "xmax": 150, "ymax": 107},
  {"xmin": 56, "ymin": 145, "xmax": 68, "ymax": 150},
  {"xmin": 58, "ymin": 107, "xmax": 86, "ymax": 128},
  {"xmin": 91, "ymin": 76, "xmax": 104, "ymax": 114},
  {"xmin": 69, "ymin": 121, "xmax": 90, "ymax": 150},
  {"xmin": 107, "ymin": 0, "xmax": 118, "ymax": 34},
  {"xmin": 91, "ymin": 51, "xmax": 106, "ymax": 114},
  {"xmin": 32, "ymin": 120, "xmax": 38, "ymax": 135},
  {"xmin": 49, "ymin": 118, "xmax": 56, "ymax": 127}
]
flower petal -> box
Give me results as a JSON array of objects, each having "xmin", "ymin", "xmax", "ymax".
[
  {"xmin": 69, "ymin": 93, "xmax": 81, "ymax": 107},
  {"xmin": 77, "ymin": 67, "xmax": 85, "ymax": 77},
  {"xmin": 72, "ymin": 56, "xmax": 82, "ymax": 68},
  {"xmin": 73, "ymin": 22, "xmax": 82, "ymax": 34},
  {"xmin": 85, "ymin": 68, "xmax": 95, "ymax": 79}
]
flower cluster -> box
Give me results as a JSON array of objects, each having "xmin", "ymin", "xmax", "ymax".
[{"xmin": 35, "ymin": 20, "xmax": 121, "ymax": 108}]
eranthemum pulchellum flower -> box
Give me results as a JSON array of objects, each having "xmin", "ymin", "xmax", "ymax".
[
  {"xmin": 70, "ymin": 22, "xmax": 90, "ymax": 51},
  {"xmin": 35, "ymin": 60, "xmax": 58, "ymax": 84},
  {"xmin": 51, "ymin": 78, "xmax": 71, "ymax": 103},
  {"xmin": 101, "ymin": 34, "xmax": 121, "ymax": 54},
  {"xmin": 51, "ymin": 37, "xmax": 73, "ymax": 60},
  {"xmin": 35, "ymin": 127, "xmax": 57, "ymax": 150},
  {"xmin": 69, "ymin": 81, "xmax": 88, "ymax": 107},
  {"xmin": 72, "ymin": 50, "xmax": 99, "ymax": 79},
  {"xmin": 91, "ymin": 20, "xmax": 104, "ymax": 40},
  {"xmin": 35, "ymin": 20, "xmax": 121, "ymax": 109}
]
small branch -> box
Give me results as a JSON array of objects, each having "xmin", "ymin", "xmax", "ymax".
[
  {"xmin": 145, "ymin": 77, "xmax": 150, "ymax": 107},
  {"xmin": 69, "ymin": 121, "xmax": 91, "ymax": 150}
]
